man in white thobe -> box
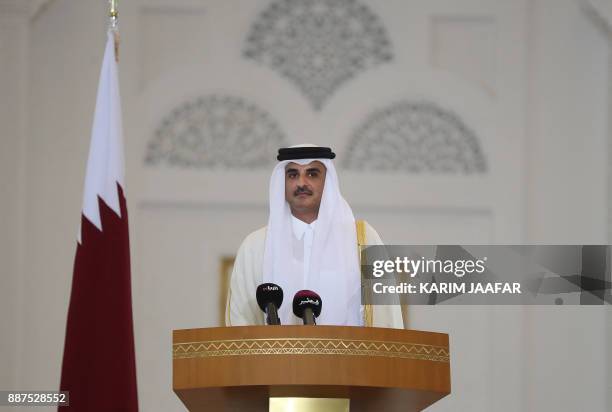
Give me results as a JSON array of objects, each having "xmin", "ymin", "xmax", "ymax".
[{"xmin": 226, "ymin": 145, "xmax": 403, "ymax": 328}]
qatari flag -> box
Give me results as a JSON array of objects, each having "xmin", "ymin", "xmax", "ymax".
[{"xmin": 59, "ymin": 30, "xmax": 138, "ymax": 411}]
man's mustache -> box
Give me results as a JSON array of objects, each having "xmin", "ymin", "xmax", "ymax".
[{"xmin": 294, "ymin": 186, "xmax": 313, "ymax": 196}]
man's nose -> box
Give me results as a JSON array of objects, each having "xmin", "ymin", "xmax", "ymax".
[{"xmin": 297, "ymin": 173, "xmax": 307, "ymax": 186}]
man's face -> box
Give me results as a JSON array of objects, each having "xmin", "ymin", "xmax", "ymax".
[{"xmin": 284, "ymin": 161, "xmax": 327, "ymax": 218}]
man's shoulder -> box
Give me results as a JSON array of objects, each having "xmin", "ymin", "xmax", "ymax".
[
  {"xmin": 240, "ymin": 226, "xmax": 267, "ymax": 248},
  {"xmin": 233, "ymin": 226, "xmax": 267, "ymax": 266},
  {"xmin": 357, "ymin": 219, "xmax": 383, "ymax": 245},
  {"xmin": 359, "ymin": 220, "xmax": 375, "ymax": 230}
]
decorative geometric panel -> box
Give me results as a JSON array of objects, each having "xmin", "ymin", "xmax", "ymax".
[
  {"xmin": 343, "ymin": 102, "xmax": 487, "ymax": 173},
  {"xmin": 145, "ymin": 95, "xmax": 287, "ymax": 168},
  {"xmin": 244, "ymin": 0, "xmax": 393, "ymax": 110},
  {"xmin": 173, "ymin": 338, "xmax": 450, "ymax": 362}
]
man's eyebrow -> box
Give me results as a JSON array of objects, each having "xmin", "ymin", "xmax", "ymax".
[
  {"xmin": 285, "ymin": 167, "xmax": 298, "ymax": 174},
  {"xmin": 306, "ymin": 167, "xmax": 322, "ymax": 173}
]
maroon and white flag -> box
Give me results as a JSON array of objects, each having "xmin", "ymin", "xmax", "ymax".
[{"xmin": 59, "ymin": 30, "xmax": 138, "ymax": 411}]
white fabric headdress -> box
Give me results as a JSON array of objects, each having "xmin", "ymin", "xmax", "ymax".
[{"xmin": 263, "ymin": 145, "xmax": 362, "ymax": 325}]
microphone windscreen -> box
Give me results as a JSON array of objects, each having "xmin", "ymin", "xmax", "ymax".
[
  {"xmin": 256, "ymin": 283, "xmax": 283, "ymax": 312},
  {"xmin": 292, "ymin": 290, "xmax": 322, "ymax": 318}
]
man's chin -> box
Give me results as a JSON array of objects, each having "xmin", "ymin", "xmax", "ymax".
[{"xmin": 293, "ymin": 202, "xmax": 312, "ymax": 210}]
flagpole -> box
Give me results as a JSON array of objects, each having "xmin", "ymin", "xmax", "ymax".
[{"xmin": 109, "ymin": 0, "xmax": 119, "ymax": 61}]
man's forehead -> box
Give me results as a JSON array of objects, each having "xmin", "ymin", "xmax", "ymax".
[{"xmin": 285, "ymin": 160, "xmax": 326, "ymax": 171}]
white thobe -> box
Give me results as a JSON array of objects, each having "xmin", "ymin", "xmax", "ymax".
[
  {"xmin": 225, "ymin": 220, "xmax": 404, "ymax": 328},
  {"xmin": 291, "ymin": 216, "xmax": 316, "ymax": 287}
]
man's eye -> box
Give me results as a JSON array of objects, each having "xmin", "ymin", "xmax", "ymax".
[{"xmin": 308, "ymin": 172, "xmax": 318, "ymax": 177}]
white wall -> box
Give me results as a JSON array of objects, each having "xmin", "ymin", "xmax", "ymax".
[
  {"xmin": 0, "ymin": 0, "xmax": 29, "ymax": 395},
  {"xmin": 523, "ymin": 3, "xmax": 610, "ymax": 411},
  {"xmin": 0, "ymin": 0, "xmax": 610, "ymax": 411},
  {"xmin": 527, "ymin": 0, "xmax": 609, "ymax": 243},
  {"xmin": 16, "ymin": 1, "xmax": 106, "ymax": 402}
]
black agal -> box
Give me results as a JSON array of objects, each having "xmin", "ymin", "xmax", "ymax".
[{"xmin": 277, "ymin": 146, "xmax": 336, "ymax": 161}]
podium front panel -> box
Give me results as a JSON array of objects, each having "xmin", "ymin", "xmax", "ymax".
[{"xmin": 173, "ymin": 325, "xmax": 450, "ymax": 411}]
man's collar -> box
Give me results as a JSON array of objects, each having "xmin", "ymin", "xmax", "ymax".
[{"xmin": 291, "ymin": 215, "xmax": 317, "ymax": 240}]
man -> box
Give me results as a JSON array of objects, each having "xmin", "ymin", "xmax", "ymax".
[{"xmin": 226, "ymin": 144, "xmax": 402, "ymax": 328}]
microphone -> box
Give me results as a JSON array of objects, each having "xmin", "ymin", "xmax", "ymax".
[
  {"xmin": 292, "ymin": 290, "xmax": 322, "ymax": 325},
  {"xmin": 256, "ymin": 283, "xmax": 283, "ymax": 325}
]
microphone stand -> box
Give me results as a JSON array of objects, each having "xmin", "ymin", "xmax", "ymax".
[
  {"xmin": 303, "ymin": 308, "xmax": 316, "ymax": 325},
  {"xmin": 266, "ymin": 302, "xmax": 280, "ymax": 325}
]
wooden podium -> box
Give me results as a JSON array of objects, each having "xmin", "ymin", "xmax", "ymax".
[{"xmin": 173, "ymin": 326, "xmax": 450, "ymax": 411}]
